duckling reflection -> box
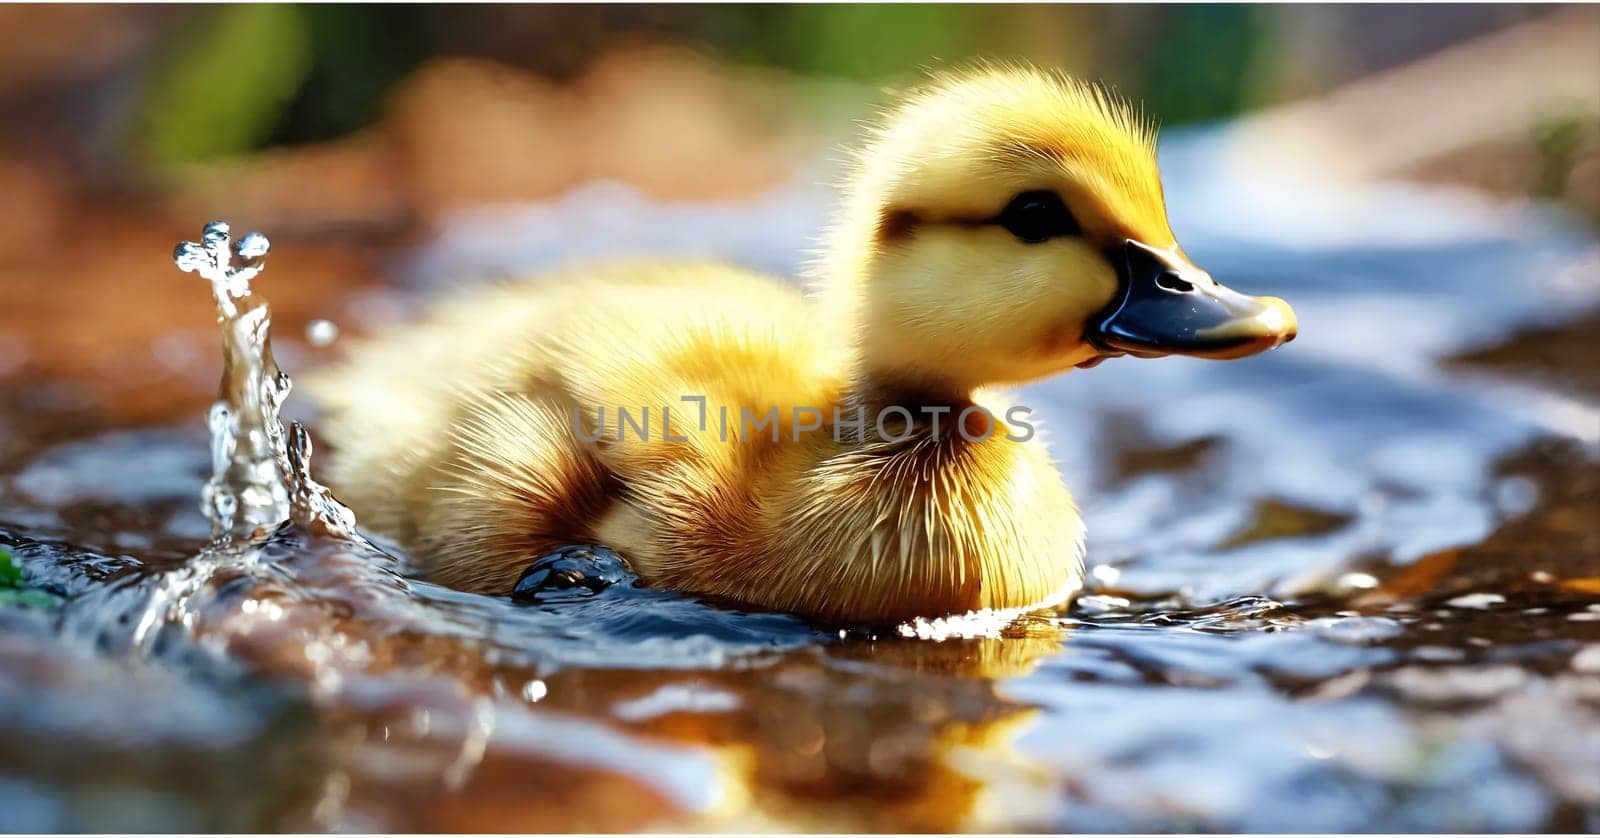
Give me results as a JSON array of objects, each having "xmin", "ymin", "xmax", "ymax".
[
  {"xmin": 725, "ymin": 630, "xmax": 1064, "ymax": 831},
  {"xmin": 309, "ymin": 65, "xmax": 1297, "ymax": 625},
  {"xmin": 540, "ymin": 620, "xmax": 1071, "ymax": 831},
  {"xmin": 738, "ymin": 626, "xmax": 1066, "ymax": 829}
]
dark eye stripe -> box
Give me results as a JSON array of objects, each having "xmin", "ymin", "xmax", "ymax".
[
  {"xmin": 875, "ymin": 192, "xmax": 1084, "ymax": 246},
  {"xmin": 877, "ymin": 208, "xmax": 921, "ymax": 242}
]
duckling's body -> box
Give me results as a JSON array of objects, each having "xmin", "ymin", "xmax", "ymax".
[
  {"xmin": 310, "ymin": 66, "xmax": 1295, "ymax": 624},
  {"xmin": 311, "ymin": 261, "xmax": 1081, "ymax": 622}
]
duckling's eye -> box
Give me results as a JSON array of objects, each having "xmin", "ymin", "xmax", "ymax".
[{"xmin": 996, "ymin": 191, "xmax": 1080, "ymax": 244}]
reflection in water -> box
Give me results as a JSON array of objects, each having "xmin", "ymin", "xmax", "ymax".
[{"xmin": 1, "ymin": 130, "xmax": 1599, "ymax": 830}]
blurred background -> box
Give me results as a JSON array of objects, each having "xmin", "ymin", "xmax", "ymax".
[{"xmin": 0, "ymin": 3, "xmax": 1596, "ymax": 442}]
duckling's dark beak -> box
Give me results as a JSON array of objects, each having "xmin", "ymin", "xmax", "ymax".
[{"xmin": 1088, "ymin": 239, "xmax": 1298, "ymax": 361}]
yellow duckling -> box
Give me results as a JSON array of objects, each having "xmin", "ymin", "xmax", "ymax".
[{"xmin": 308, "ymin": 66, "xmax": 1297, "ymax": 624}]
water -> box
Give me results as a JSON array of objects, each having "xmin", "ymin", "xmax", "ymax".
[{"xmin": 1, "ymin": 127, "xmax": 1598, "ymax": 831}]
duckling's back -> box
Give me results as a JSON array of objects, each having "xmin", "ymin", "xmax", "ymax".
[{"xmin": 306, "ymin": 261, "xmax": 847, "ymax": 589}]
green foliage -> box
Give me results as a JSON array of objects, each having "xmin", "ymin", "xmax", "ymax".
[
  {"xmin": 1531, "ymin": 111, "xmax": 1594, "ymax": 200},
  {"xmin": 708, "ymin": 5, "xmax": 996, "ymax": 80},
  {"xmin": 701, "ymin": 5, "xmax": 1277, "ymax": 128},
  {"xmin": 0, "ymin": 547, "xmax": 19, "ymax": 587},
  {"xmin": 0, "ymin": 546, "xmax": 63, "ymax": 608},
  {"xmin": 1137, "ymin": 5, "xmax": 1279, "ymax": 126},
  {"xmin": 267, "ymin": 5, "xmax": 428, "ymax": 145},
  {"xmin": 125, "ymin": 4, "xmax": 1285, "ymax": 169},
  {"xmin": 135, "ymin": 4, "xmax": 315, "ymax": 168}
]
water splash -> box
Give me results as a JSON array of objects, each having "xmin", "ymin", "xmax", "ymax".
[
  {"xmin": 174, "ymin": 221, "xmax": 357, "ymax": 541},
  {"xmin": 51, "ymin": 224, "xmax": 388, "ymax": 658}
]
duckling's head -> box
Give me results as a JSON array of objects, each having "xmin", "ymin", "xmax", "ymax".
[{"xmin": 821, "ymin": 65, "xmax": 1297, "ymax": 394}]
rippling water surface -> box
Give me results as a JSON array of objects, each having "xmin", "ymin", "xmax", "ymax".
[{"xmin": 1, "ymin": 128, "xmax": 1598, "ymax": 832}]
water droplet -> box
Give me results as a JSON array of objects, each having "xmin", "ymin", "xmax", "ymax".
[
  {"xmin": 173, "ymin": 241, "xmax": 209, "ymax": 273},
  {"xmin": 237, "ymin": 231, "xmax": 271, "ymax": 262},
  {"xmin": 202, "ymin": 220, "xmax": 230, "ymax": 246},
  {"xmin": 306, "ymin": 319, "xmax": 340, "ymax": 347}
]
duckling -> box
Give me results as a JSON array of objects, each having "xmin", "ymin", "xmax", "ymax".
[{"xmin": 308, "ymin": 66, "xmax": 1297, "ymax": 625}]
